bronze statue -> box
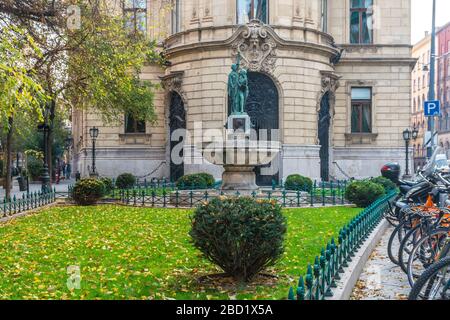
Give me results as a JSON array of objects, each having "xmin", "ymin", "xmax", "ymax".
[
  {"xmin": 228, "ymin": 54, "xmax": 248, "ymax": 114},
  {"xmin": 228, "ymin": 64, "xmax": 239, "ymax": 114},
  {"xmin": 237, "ymin": 69, "xmax": 249, "ymax": 114}
]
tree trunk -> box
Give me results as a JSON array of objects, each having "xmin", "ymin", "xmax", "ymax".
[
  {"xmin": 47, "ymin": 99, "xmax": 56, "ymax": 185},
  {"xmin": 5, "ymin": 117, "xmax": 13, "ymax": 200}
]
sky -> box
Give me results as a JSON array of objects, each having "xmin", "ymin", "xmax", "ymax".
[{"xmin": 412, "ymin": 0, "xmax": 450, "ymax": 44}]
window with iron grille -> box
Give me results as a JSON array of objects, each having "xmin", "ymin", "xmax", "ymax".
[
  {"xmin": 350, "ymin": 0, "xmax": 373, "ymax": 44},
  {"xmin": 351, "ymin": 87, "xmax": 372, "ymax": 133}
]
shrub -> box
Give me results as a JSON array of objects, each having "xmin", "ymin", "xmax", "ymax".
[
  {"xmin": 345, "ymin": 180, "xmax": 385, "ymax": 208},
  {"xmin": 100, "ymin": 177, "xmax": 114, "ymax": 193},
  {"xmin": 197, "ymin": 173, "xmax": 215, "ymax": 187},
  {"xmin": 284, "ymin": 174, "xmax": 313, "ymax": 192},
  {"xmin": 176, "ymin": 173, "xmax": 215, "ymax": 190},
  {"xmin": 27, "ymin": 157, "xmax": 43, "ymax": 181},
  {"xmin": 190, "ymin": 197, "xmax": 287, "ymax": 282},
  {"xmin": 370, "ymin": 176, "xmax": 397, "ymax": 192},
  {"xmin": 72, "ymin": 178, "xmax": 106, "ymax": 205},
  {"xmin": 115, "ymin": 173, "xmax": 136, "ymax": 189}
]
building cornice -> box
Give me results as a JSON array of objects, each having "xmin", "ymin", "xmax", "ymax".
[
  {"xmin": 339, "ymin": 58, "xmax": 417, "ymax": 66},
  {"xmin": 164, "ymin": 22, "xmax": 340, "ymax": 60}
]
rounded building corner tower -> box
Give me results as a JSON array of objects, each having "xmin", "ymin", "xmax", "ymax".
[{"xmin": 72, "ymin": 0, "xmax": 415, "ymax": 184}]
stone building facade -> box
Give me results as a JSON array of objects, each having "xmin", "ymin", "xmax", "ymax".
[
  {"xmin": 437, "ymin": 22, "xmax": 450, "ymax": 156},
  {"xmin": 72, "ymin": 0, "xmax": 414, "ymax": 183},
  {"xmin": 411, "ymin": 33, "xmax": 431, "ymax": 171}
]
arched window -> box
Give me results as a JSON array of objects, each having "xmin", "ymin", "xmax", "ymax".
[{"xmin": 237, "ymin": 0, "xmax": 268, "ymax": 24}]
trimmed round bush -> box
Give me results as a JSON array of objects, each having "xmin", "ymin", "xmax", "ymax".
[
  {"xmin": 176, "ymin": 173, "xmax": 215, "ymax": 190},
  {"xmin": 197, "ymin": 173, "xmax": 215, "ymax": 187},
  {"xmin": 345, "ymin": 180, "xmax": 385, "ymax": 208},
  {"xmin": 190, "ymin": 197, "xmax": 287, "ymax": 282},
  {"xmin": 370, "ymin": 176, "xmax": 397, "ymax": 192},
  {"xmin": 72, "ymin": 178, "xmax": 106, "ymax": 205},
  {"xmin": 115, "ymin": 173, "xmax": 136, "ymax": 189},
  {"xmin": 284, "ymin": 174, "xmax": 313, "ymax": 192},
  {"xmin": 100, "ymin": 177, "xmax": 114, "ymax": 193}
]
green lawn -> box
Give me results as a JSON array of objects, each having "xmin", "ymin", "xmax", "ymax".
[{"xmin": 0, "ymin": 205, "xmax": 360, "ymax": 300}]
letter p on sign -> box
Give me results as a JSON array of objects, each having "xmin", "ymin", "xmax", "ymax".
[{"xmin": 424, "ymin": 100, "xmax": 441, "ymax": 117}]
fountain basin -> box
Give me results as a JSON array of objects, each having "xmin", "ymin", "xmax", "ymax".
[{"xmin": 200, "ymin": 140, "xmax": 281, "ymax": 192}]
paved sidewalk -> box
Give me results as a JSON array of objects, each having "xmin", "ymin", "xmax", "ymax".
[
  {"xmin": 350, "ymin": 226, "xmax": 411, "ymax": 300},
  {"xmin": 0, "ymin": 179, "xmax": 73, "ymax": 200}
]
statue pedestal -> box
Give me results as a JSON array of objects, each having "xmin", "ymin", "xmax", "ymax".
[
  {"xmin": 227, "ymin": 114, "xmax": 251, "ymax": 135},
  {"xmin": 221, "ymin": 165, "xmax": 258, "ymax": 194}
]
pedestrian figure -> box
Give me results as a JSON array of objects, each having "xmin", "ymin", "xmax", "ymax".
[{"xmin": 67, "ymin": 164, "xmax": 72, "ymax": 179}]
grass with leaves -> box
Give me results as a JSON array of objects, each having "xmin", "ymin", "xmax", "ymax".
[{"xmin": 0, "ymin": 205, "xmax": 360, "ymax": 300}]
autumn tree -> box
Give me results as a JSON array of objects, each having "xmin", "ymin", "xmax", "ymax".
[
  {"xmin": 0, "ymin": 0, "xmax": 162, "ymax": 185},
  {"xmin": 0, "ymin": 26, "xmax": 48, "ymax": 198}
]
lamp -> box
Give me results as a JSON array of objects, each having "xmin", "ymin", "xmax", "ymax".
[
  {"xmin": 89, "ymin": 127, "xmax": 99, "ymax": 139},
  {"xmin": 403, "ymin": 129, "xmax": 411, "ymax": 141},
  {"xmin": 89, "ymin": 127, "xmax": 99, "ymax": 177}
]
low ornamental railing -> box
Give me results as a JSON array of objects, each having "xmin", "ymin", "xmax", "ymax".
[
  {"xmin": 287, "ymin": 190, "xmax": 397, "ymax": 300},
  {"xmin": 1, "ymin": 189, "xmax": 56, "ymax": 218},
  {"xmin": 118, "ymin": 185, "xmax": 349, "ymax": 208},
  {"xmin": 77, "ymin": 178, "xmax": 348, "ymax": 194}
]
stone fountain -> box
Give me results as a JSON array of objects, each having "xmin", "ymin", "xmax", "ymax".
[{"xmin": 200, "ymin": 55, "xmax": 280, "ymax": 193}]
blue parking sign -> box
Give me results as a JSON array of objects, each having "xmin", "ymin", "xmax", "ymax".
[{"xmin": 424, "ymin": 100, "xmax": 441, "ymax": 117}]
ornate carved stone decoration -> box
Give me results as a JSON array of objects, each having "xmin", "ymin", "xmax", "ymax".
[
  {"xmin": 160, "ymin": 71, "xmax": 184, "ymax": 92},
  {"xmin": 159, "ymin": 71, "xmax": 188, "ymax": 107},
  {"xmin": 317, "ymin": 71, "xmax": 341, "ymax": 115},
  {"xmin": 231, "ymin": 20, "xmax": 277, "ymax": 73},
  {"xmin": 321, "ymin": 73, "xmax": 340, "ymax": 95}
]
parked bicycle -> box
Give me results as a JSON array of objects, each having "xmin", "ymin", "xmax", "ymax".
[{"xmin": 381, "ymin": 147, "xmax": 450, "ymax": 300}]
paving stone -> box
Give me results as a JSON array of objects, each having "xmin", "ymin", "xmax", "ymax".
[{"xmin": 350, "ymin": 226, "xmax": 411, "ymax": 300}]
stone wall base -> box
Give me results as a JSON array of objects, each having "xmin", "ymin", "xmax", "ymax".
[
  {"xmin": 73, "ymin": 145, "xmax": 409, "ymax": 182},
  {"xmin": 73, "ymin": 147, "xmax": 168, "ymax": 179}
]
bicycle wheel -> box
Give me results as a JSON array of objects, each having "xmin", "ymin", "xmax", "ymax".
[
  {"xmin": 388, "ymin": 221, "xmax": 409, "ymax": 265},
  {"xmin": 398, "ymin": 224, "xmax": 423, "ymax": 274},
  {"xmin": 406, "ymin": 229, "xmax": 450, "ymax": 287},
  {"xmin": 409, "ymin": 256, "xmax": 450, "ymax": 300}
]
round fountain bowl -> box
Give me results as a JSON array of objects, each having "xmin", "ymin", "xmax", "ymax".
[{"xmin": 201, "ymin": 140, "xmax": 281, "ymax": 192}]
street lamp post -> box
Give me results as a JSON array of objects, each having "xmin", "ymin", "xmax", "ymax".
[
  {"xmin": 38, "ymin": 106, "xmax": 51, "ymax": 192},
  {"xmin": 403, "ymin": 128, "xmax": 419, "ymax": 177},
  {"xmin": 89, "ymin": 127, "xmax": 99, "ymax": 177},
  {"xmin": 427, "ymin": 0, "xmax": 437, "ymax": 159}
]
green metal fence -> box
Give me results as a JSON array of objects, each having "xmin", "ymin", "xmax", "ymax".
[
  {"xmin": 287, "ymin": 190, "xmax": 397, "ymax": 300},
  {"xmin": 1, "ymin": 189, "xmax": 56, "ymax": 218},
  {"xmin": 117, "ymin": 185, "xmax": 350, "ymax": 208}
]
